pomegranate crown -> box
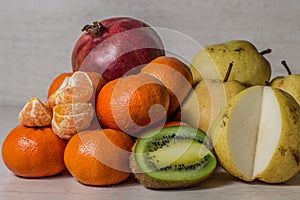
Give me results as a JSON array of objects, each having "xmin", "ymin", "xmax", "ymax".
[{"xmin": 81, "ymin": 21, "xmax": 106, "ymax": 36}]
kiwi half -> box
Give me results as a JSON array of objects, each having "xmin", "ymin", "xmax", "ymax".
[{"xmin": 130, "ymin": 126, "xmax": 217, "ymax": 189}]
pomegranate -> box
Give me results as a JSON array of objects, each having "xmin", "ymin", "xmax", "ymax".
[{"xmin": 71, "ymin": 17, "xmax": 165, "ymax": 82}]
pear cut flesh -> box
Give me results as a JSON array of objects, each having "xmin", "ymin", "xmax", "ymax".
[{"xmin": 211, "ymin": 86, "xmax": 300, "ymax": 183}]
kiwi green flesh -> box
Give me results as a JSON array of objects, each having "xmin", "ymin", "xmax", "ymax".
[{"xmin": 134, "ymin": 126, "xmax": 217, "ymax": 183}]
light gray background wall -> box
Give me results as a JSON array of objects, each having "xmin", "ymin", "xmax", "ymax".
[{"xmin": 1, "ymin": 0, "xmax": 300, "ymax": 106}]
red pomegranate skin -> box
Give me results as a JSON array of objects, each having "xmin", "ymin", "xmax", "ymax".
[{"xmin": 71, "ymin": 17, "xmax": 165, "ymax": 82}]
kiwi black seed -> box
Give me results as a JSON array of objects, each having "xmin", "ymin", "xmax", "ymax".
[{"xmin": 130, "ymin": 126, "xmax": 217, "ymax": 189}]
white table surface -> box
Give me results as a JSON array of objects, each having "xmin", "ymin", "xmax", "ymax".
[{"xmin": 0, "ymin": 105, "xmax": 299, "ymax": 200}]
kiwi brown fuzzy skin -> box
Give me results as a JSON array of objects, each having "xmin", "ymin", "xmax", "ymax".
[{"xmin": 130, "ymin": 152, "xmax": 214, "ymax": 189}]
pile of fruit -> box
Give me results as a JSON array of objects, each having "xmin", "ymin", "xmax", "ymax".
[{"xmin": 2, "ymin": 17, "xmax": 300, "ymax": 190}]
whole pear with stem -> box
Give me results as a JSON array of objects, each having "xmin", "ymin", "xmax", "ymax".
[
  {"xmin": 177, "ymin": 62, "xmax": 246, "ymax": 135},
  {"xmin": 270, "ymin": 60, "xmax": 300, "ymax": 105},
  {"xmin": 190, "ymin": 40, "xmax": 272, "ymax": 87}
]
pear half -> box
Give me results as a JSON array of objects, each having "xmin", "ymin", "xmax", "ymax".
[{"xmin": 211, "ymin": 86, "xmax": 300, "ymax": 183}]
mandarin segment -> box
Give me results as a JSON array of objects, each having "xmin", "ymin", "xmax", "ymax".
[
  {"xmin": 18, "ymin": 98, "xmax": 52, "ymax": 127},
  {"xmin": 47, "ymin": 71, "xmax": 94, "ymax": 108},
  {"xmin": 47, "ymin": 72, "xmax": 73, "ymax": 98},
  {"xmin": 52, "ymin": 102, "xmax": 94, "ymax": 139}
]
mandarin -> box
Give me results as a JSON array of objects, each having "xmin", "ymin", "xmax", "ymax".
[
  {"xmin": 64, "ymin": 129, "xmax": 134, "ymax": 186},
  {"xmin": 141, "ymin": 56, "xmax": 193, "ymax": 117},
  {"xmin": 47, "ymin": 72, "xmax": 105, "ymax": 101},
  {"xmin": 96, "ymin": 74, "xmax": 169, "ymax": 136},
  {"xmin": 47, "ymin": 72, "xmax": 73, "ymax": 98},
  {"xmin": 2, "ymin": 125, "xmax": 67, "ymax": 178}
]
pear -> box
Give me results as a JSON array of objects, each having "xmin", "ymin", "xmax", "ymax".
[
  {"xmin": 177, "ymin": 63, "xmax": 246, "ymax": 135},
  {"xmin": 270, "ymin": 60, "xmax": 300, "ymax": 105},
  {"xmin": 190, "ymin": 40, "xmax": 271, "ymax": 87},
  {"xmin": 269, "ymin": 61, "xmax": 292, "ymax": 85},
  {"xmin": 210, "ymin": 86, "xmax": 300, "ymax": 183}
]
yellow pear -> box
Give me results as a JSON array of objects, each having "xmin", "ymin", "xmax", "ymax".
[
  {"xmin": 270, "ymin": 60, "xmax": 300, "ymax": 105},
  {"xmin": 190, "ymin": 40, "xmax": 271, "ymax": 87},
  {"xmin": 210, "ymin": 86, "xmax": 300, "ymax": 183},
  {"xmin": 177, "ymin": 63, "xmax": 246, "ymax": 134}
]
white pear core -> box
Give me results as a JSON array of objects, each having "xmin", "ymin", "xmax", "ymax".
[{"xmin": 227, "ymin": 86, "xmax": 282, "ymax": 178}]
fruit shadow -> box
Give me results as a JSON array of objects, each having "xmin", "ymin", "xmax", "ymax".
[
  {"xmin": 195, "ymin": 167, "xmax": 300, "ymax": 190},
  {"xmin": 244, "ymin": 173, "xmax": 300, "ymax": 186},
  {"xmin": 118, "ymin": 174, "xmax": 141, "ymax": 188},
  {"xmin": 176, "ymin": 168, "xmax": 300, "ymax": 192},
  {"xmin": 2, "ymin": 169, "xmax": 73, "ymax": 195},
  {"xmin": 65, "ymin": 170, "xmax": 140, "ymax": 189},
  {"xmin": 113, "ymin": 166, "xmax": 239, "ymax": 190},
  {"xmin": 109, "ymin": 174, "xmax": 141, "ymax": 188},
  {"xmin": 7, "ymin": 169, "xmax": 71, "ymax": 181},
  {"xmin": 284, "ymin": 173, "xmax": 300, "ymax": 186},
  {"xmin": 186, "ymin": 166, "xmax": 238, "ymax": 191}
]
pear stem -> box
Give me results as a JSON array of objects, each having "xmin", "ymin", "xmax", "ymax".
[
  {"xmin": 281, "ymin": 60, "xmax": 292, "ymax": 75},
  {"xmin": 259, "ymin": 49, "xmax": 272, "ymax": 55},
  {"xmin": 264, "ymin": 81, "xmax": 270, "ymax": 86},
  {"xmin": 223, "ymin": 62, "xmax": 233, "ymax": 83}
]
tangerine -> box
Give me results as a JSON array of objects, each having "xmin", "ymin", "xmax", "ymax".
[
  {"xmin": 96, "ymin": 74, "xmax": 169, "ymax": 135},
  {"xmin": 141, "ymin": 56, "xmax": 193, "ymax": 117},
  {"xmin": 2, "ymin": 125, "xmax": 67, "ymax": 178},
  {"xmin": 64, "ymin": 129, "xmax": 134, "ymax": 186}
]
